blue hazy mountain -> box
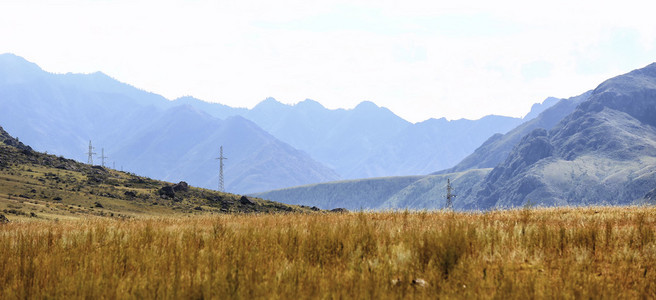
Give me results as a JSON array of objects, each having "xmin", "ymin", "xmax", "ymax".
[
  {"xmin": 463, "ymin": 62, "xmax": 656, "ymax": 209},
  {"xmin": 254, "ymin": 64, "xmax": 656, "ymax": 210},
  {"xmin": 253, "ymin": 96, "xmax": 588, "ymax": 209},
  {"xmin": 0, "ymin": 53, "xmax": 338, "ymax": 194},
  {"xmin": 437, "ymin": 91, "xmax": 592, "ymax": 174},
  {"xmin": 180, "ymin": 96, "xmax": 558, "ymax": 179},
  {"xmin": 0, "ymin": 53, "xmax": 564, "ymax": 195}
]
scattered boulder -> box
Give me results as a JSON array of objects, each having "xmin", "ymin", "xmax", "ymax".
[
  {"xmin": 124, "ymin": 191, "xmax": 137, "ymax": 198},
  {"xmin": 310, "ymin": 206, "xmax": 321, "ymax": 211},
  {"xmin": 206, "ymin": 195, "xmax": 224, "ymax": 202},
  {"xmin": 330, "ymin": 208, "xmax": 349, "ymax": 213},
  {"xmin": 172, "ymin": 181, "xmax": 189, "ymax": 192},
  {"xmin": 194, "ymin": 206, "xmax": 203, "ymax": 211},
  {"xmin": 411, "ymin": 278, "xmax": 428, "ymax": 287},
  {"xmin": 240, "ymin": 196, "xmax": 256, "ymax": 205},
  {"xmin": 53, "ymin": 196, "xmax": 62, "ymax": 201},
  {"xmin": 0, "ymin": 214, "xmax": 9, "ymax": 224},
  {"xmin": 158, "ymin": 185, "xmax": 176, "ymax": 198},
  {"xmin": 94, "ymin": 202, "xmax": 104, "ymax": 208}
]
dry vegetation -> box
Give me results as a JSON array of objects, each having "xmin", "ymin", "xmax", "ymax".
[
  {"xmin": 1, "ymin": 206, "xmax": 655, "ymax": 299},
  {"xmin": 0, "ymin": 143, "xmax": 312, "ymax": 220}
]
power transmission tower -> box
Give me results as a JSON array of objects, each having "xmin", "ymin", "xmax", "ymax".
[
  {"xmin": 87, "ymin": 140, "xmax": 96, "ymax": 165},
  {"xmin": 215, "ymin": 146, "xmax": 227, "ymax": 192},
  {"xmin": 98, "ymin": 148, "xmax": 108, "ymax": 167},
  {"xmin": 445, "ymin": 178, "xmax": 456, "ymax": 210}
]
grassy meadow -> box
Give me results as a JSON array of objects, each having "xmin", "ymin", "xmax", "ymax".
[{"xmin": 1, "ymin": 206, "xmax": 655, "ymax": 299}]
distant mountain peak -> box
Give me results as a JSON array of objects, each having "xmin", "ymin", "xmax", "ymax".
[
  {"xmin": 0, "ymin": 53, "xmax": 46, "ymax": 82},
  {"xmin": 354, "ymin": 101, "xmax": 379, "ymax": 110},
  {"xmin": 523, "ymin": 96, "xmax": 561, "ymax": 120},
  {"xmin": 295, "ymin": 99, "xmax": 325, "ymax": 109},
  {"xmin": 0, "ymin": 53, "xmax": 38, "ymax": 65},
  {"xmin": 253, "ymin": 97, "xmax": 285, "ymax": 110}
]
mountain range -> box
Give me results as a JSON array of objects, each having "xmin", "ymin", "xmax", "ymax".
[
  {"xmin": 254, "ymin": 63, "xmax": 656, "ymax": 210},
  {"xmin": 0, "ymin": 54, "xmax": 337, "ymax": 194},
  {"xmin": 0, "ymin": 53, "xmax": 558, "ymax": 193},
  {"xmin": 177, "ymin": 96, "xmax": 544, "ymax": 179}
]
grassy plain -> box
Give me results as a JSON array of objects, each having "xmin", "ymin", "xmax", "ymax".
[{"xmin": 1, "ymin": 206, "xmax": 655, "ymax": 299}]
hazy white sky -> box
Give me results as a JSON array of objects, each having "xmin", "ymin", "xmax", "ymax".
[{"xmin": 2, "ymin": 0, "xmax": 656, "ymax": 122}]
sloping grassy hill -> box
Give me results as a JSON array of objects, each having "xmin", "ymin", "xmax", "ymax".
[{"xmin": 0, "ymin": 126, "xmax": 314, "ymax": 221}]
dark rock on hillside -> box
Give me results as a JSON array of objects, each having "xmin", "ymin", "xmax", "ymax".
[
  {"xmin": 158, "ymin": 185, "xmax": 176, "ymax": 198},
  {"xmin": 173, "ymin": 181, "xmax": 189, "ymax": 192},
  {"xmin": 0, "ymin": 126, "xmax": 32, "ymax": 151},
  {"xmin": 330, "ymin": 208, "xmax": 349, "ymax": 213},
  {"xmin": 0, "ymin": 214, "xmax": 9, "ymax": 224},
  {"xmin": 240, "ymin": 196, "xmax": 256, "ymax": 205}
]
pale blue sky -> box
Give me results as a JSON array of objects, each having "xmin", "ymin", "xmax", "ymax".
[{"xmin": 1, "ymin": 0, "xmax": 655, "ymax": 122}]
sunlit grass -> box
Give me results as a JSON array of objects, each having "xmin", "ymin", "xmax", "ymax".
[{"xmin": 1, "ymin": 206, "xmax": 655, "ymax": 299}]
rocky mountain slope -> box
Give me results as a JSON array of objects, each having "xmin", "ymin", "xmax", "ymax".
[
  {"xmin": 437, "ymin": 91, "xmax": 592, "ymax": 174},
  {"xmin": 463, "ymin": 63, "xmax": 656, "ymax": 209},
  {"xmin": 256, "ymin": 63, "xmax": 656, "ymax": 210}
]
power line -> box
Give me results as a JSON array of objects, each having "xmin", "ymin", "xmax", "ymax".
[{"xmin": 215, "ymin": 146, "xmax": 227, "ymax": 192}]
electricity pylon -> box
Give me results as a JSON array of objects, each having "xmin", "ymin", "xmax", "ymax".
[
  {"xmin": 216, "ymin": 146, "xmax": 227, "ymax": 192},
  {"xmin": 445, "ymin": 178, "xmax": 456, "ymax": 210},
  {"xmin": 87, "ymin": 140, "xmax": 96, "ymax": 165},
  {"xmin": 98, "ymin": 148, "xmax": 108, "ymax": 167}
]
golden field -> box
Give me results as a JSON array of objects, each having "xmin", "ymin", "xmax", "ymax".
[{"xmin": 1, "ymin": 206, "xmax": 655, "ymax": 299}]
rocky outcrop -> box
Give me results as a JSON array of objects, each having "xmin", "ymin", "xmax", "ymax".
[
  {"xmin": 240, "ymin": 196, "xmax": 256, "ymax": 205},
  {"xmin": 172, "ymin": 181, "xmax": 189, "ymax": 192},
  {"xmin": 465, "ymin": 63, "xmax": 656, "ymax": 209},
  {"xmin": 158, "ymin": 185, "xmax": 176, "ymax": 198},
  {"xmin": 0, "ymin": 126, "xmax": 32, "ymax": 151},
  {"xmin": 437, "ymin": 91, "xmax": 590, "ymax": 174}
]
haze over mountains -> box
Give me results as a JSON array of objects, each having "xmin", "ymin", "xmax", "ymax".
[
  {"xmin": 0, "ymin": 53, "xmax": 558, "ymax": 194},
  {"xmin": 0, "ymin": 54, "xmax": 337, "ymax": 193},
  {"xmin": 255, "ymin": 63, "xmax": 656, "ymax": 210},
  {"xmin": 177, "ymin": 96, "xmax": 539, "ymax": 178}
]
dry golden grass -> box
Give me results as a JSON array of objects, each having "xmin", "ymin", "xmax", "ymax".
[{"xmin": 1, "ymin": 206, "xmax": 655, "ymax": 299}]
